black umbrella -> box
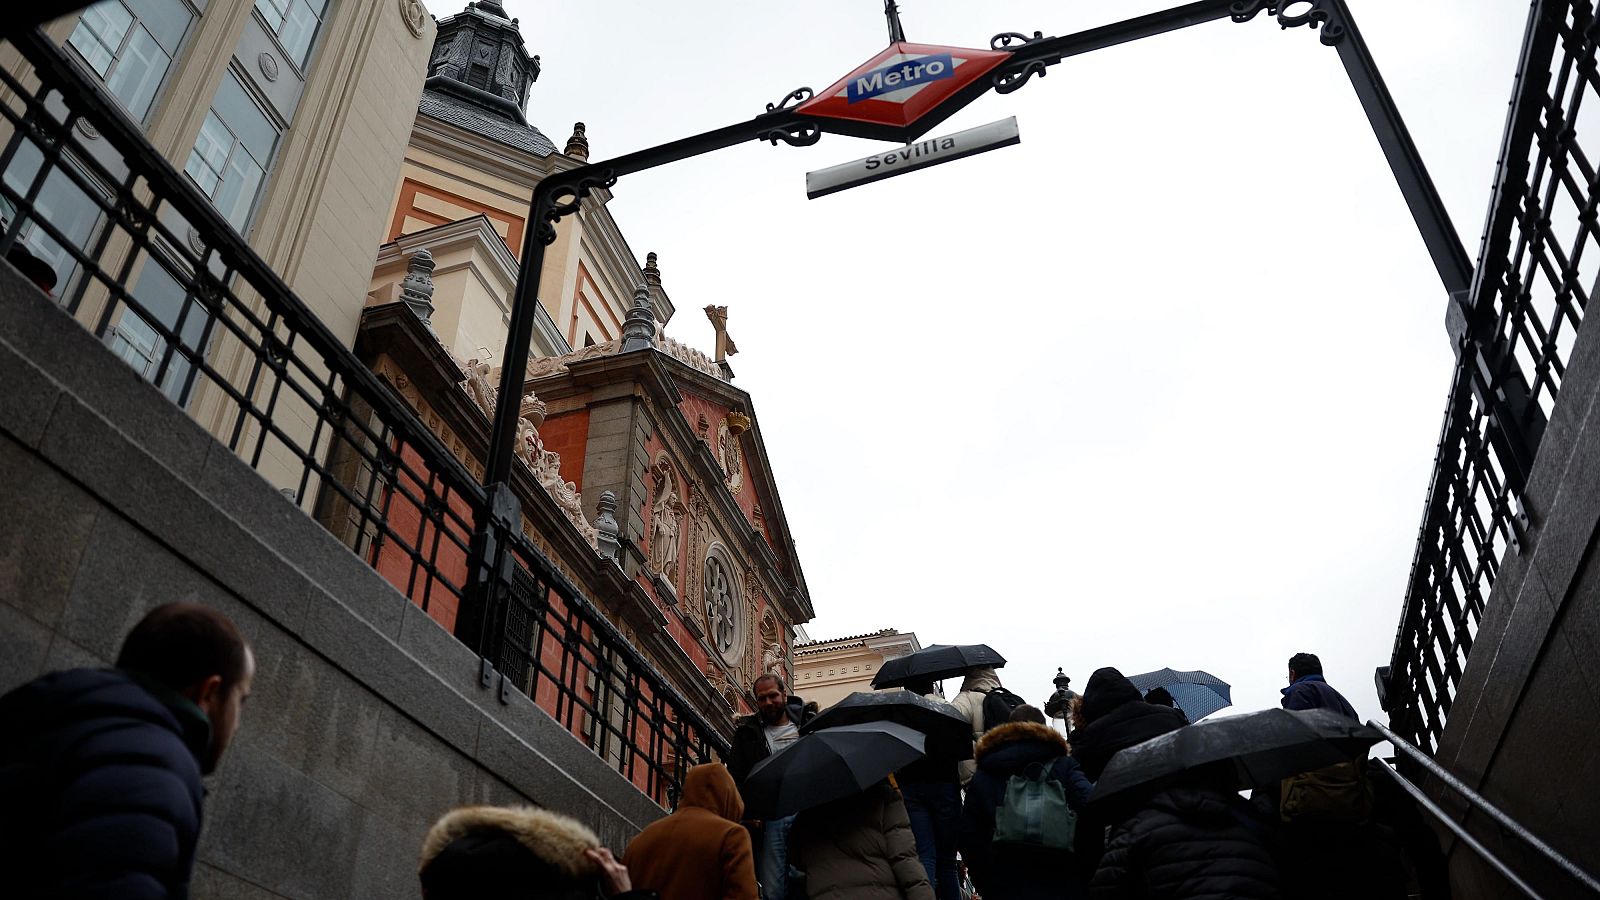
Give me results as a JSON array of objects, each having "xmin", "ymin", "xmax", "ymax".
[
  {"xmin": 869, "ymin": 644, "xmax": 1007, "ymax": 688},
  {"xmin": 1089, "ymin": 708, "xmax": 1383, "ymax": 809},
  {"xmin": 802, "ymin": 690, "xmax": 974, "ymax": 760},
  {"xmin": 742, "ymin": 722, "xmax": 926, "ymax": 820}
]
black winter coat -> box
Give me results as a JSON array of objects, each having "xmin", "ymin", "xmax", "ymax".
[
  {"xmin": 1069, "ymin": 669, "xmax": 1188, "ymax": 782},
  {"xmin": 1090, "ymin": 787, "xmax": 1279, "ymax": 900},
  {"xmin": 1067, "ymin": 668, "xmax": 1187, "ymax": 884},
  {"xmin": 724, "ymin": 696, "xmax": 817, "ymax": 793},
  {"xmin": 0, "ymin": 668, "xmax": 211, "ymax": 900},
  {"xmin": 959, "ymin": 722, "xmax": 1092, "ymax": 900}
]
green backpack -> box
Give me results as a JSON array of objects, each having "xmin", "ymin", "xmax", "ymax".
[{"xmin": 993, "ymin": 761, "xmax": 1077, "ymax": 851}]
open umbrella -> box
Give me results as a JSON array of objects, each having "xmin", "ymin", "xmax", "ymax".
[
  {"xmin": 742, "ymin": 722, "xmax": 925, "ymax": 820},
  {"xmin": 1088, "ymin": 708, "xmax": 1383, "ymax": 809},
  {"xmin": 1126, "ymin": 668, "xmax": 1233, "ymax": 722},
  {"xmin": 802, "ymin": 690, "xmax": 974, "ymax": 760},
  {"xmin": 870, "ymin": 644, "xmax": 1006, "ymax": 689}
]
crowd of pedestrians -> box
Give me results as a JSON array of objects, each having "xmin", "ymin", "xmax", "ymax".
[{"xmin": 0, "ymin": 602, "xmax": 1445, "ymax": 899}]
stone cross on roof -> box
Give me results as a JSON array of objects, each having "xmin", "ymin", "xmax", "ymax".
[{"xmin": 703, "ymin": 305, "xmax": 738, "ymax": 362}]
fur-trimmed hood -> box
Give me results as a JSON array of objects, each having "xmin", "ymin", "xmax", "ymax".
[
  {"xmin": 975, "ymin": 721, "xmax": 1068, "ymax": 761},
  {"xmin": 418, "ymin": 805, "xmax": 600, "ymax": 897},
  {"xmin": 975, "ymin": 721, "xmax": 1072, "ymax": 779}
]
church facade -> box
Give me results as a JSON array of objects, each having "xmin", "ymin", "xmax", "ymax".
[{"xmin": 352, "ymin": 0, "xmax": 813, "ymax": 750}]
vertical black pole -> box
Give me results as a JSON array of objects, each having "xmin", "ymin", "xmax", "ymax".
[{"xmin": 458, "ymin": 185, "xmax": 556, "ymax": 653}]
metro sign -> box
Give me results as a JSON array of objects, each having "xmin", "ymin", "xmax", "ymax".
[{"xmin": 797, "ymin": 41, "xmax": 1013, "ymax": 143}]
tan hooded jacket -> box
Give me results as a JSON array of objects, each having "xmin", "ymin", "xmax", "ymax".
[
  {"xmin": 950, "ymin": 667, "xmax": 1004, "ymax": 784},
  {"xmin": 624, "ymin": 763, "xmax": 758, "ymax": 900}
]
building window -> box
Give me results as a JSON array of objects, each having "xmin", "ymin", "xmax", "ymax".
[
  {"xmin": 183, "ymin": 70, "xmax": 280, "ymax": 232},
  {"xmin": 465, "ymin": 62, "xmax": 491, "ymax": 91},
  {"xmin": 0, "ymin": 143, "xmax": 105, "ymax": 301},
  {"xmin": 253, "ymin": 0, "xmax": 328, "ymax": 69},
  {"xmin": 704, "ymin": 542, "xmax": 744, "ymax": 665},
  {"xmin": 105, "ymin": 254, "xmax": 214, "ymax": 404},
  {"xmin": 66, "ymin": 0, "xmax": 195, "ymax": 121}
]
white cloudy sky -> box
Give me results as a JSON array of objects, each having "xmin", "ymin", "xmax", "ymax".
[{"xmin": 492, "ymin": 0, "xmax": 1530, "ymax": 726}]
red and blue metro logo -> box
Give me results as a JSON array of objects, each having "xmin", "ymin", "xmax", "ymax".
[
  {"xmin": 797, "ymin": 41, "xmax": 1012, "ymax": 141},
  {"xmin": 846, "ymin": 53, "xmax": 955, "ymax": 103}
]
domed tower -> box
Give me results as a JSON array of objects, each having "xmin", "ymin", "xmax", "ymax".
[{"xmin": 424, "ymin": 0, "xmax": 540, "ymax": 125}]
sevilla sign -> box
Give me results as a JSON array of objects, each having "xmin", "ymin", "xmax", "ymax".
[{"xmin": 797, "ymin": 41, "xmax": 1012, "ymax": 143}]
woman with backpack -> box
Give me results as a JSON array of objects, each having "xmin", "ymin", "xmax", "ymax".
[{"xmin": 959, "ymin": 705, "xmax": 1093, "ymax": 900}]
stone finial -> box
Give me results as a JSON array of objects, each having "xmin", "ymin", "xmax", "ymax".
[
  {"xmin": 565, "ymin": 122, "xmax": 589, "ymax": 161},
  {"xmin": 399, "ymin": 248, "xmax": 438, "ymax": 334},
  {"xmin": 620, "ymin": 284, "xmax": 657, "ymax": 352},
  {"xmin": 643, "ymin": 251, "xmax": 662, "ymax": 292},
  {"xmin": 595, "ymin": 490, "xmax": 621, "ymax": 562}
]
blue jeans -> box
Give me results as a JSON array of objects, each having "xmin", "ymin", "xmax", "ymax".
[
  {"xmin": 758, "ymin": 813, "xmax": 796, "ymax": 900},
  {"xmin": 901, "ymin": 781, "xmax": 961, "ymax": 900}
]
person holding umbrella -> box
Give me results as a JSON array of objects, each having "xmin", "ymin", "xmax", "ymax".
[
  {"xmin": 741, "ymin": 722, "xmax": 934, "ymax": 900},
  {"xmin": 788, "ymin": 778, "xmax": 933, "ymax": 900},
  {"xmin": 1066, "ymin": 667, "xmax": 1187, "ymax": 882},
  {"xmin": 896, "ymin": 680, "xmax": 965, "ymax": 900},
  {"xmin": 725, "ymin": 673, "xmax": 818, "ymax": 900}
]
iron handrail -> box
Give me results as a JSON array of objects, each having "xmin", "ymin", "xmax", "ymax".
[{"xmin": 1370, "ymin": 719, "xmax": 1600, "ymax": 896}]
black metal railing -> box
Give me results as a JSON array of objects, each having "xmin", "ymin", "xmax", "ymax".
[
  {"xmin": 1386, "ymin": 0, "xmax": 1595, "ymax": 753},
  {"xmin": 0, "ymin": 28, "xmax": 726, "ymax": 806},
  {"xmin": 1370, "ymin": 720, "xmax": 1600, "ymax": 898}
]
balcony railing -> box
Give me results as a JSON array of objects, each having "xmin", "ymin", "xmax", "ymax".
[
  {"xmin": 1385, "ymin": 0, "xmax": 1595, "ymax": 753},
  {"xmin": 0, "ymin": 26, "xmax": 727, "ymax": 807}
]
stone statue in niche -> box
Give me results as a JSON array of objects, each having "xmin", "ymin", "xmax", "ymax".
[
  {"xmin": 762, "ymin": 642, "xmax": 784, "ymax": 677},
  {"xmin": 716, "ymin": 420, "xmax": 744, "ymax": 495},
  {"xmin": 648, "ymin": 456, "xmax": 683, "ymax": 582}
]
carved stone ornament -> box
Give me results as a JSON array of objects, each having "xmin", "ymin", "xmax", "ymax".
[
  {"xmin": 461, "ymin": 357, "xmax": 497, "ymax": 419},
  {"xmin": 462, "ymin": 367, "xmax": 598, "ymax": 549},
  {"xmin": 257, "ymin": 51, "xmax": 279, "ymax": 82},
  {"xmin": 523, "ymin": 339, "xmax": 619, "ymax": 379},
  {"xmin": 399, "ymin": 0, "xmax": 427, "ymax": 37}
]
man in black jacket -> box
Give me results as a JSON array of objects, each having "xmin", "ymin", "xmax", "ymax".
[
  {"xmin": 724, "ymin": 673, "xmax": 816, "ymax": 900},
  {"xmin": 0, "ymin": 602, "xmax": 255, "ymax": 899}
]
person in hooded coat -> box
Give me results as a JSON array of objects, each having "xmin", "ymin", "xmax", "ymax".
[
  {"xmin": 1089, "ymin": 766, "xmax": 1280, "ymax": 900},
  {"xmin": 949, "ymin": 666, "xmax": 1005, "ymax": 785},
  {"xmin": 959, "ymin": 706, "xmax": 1093, "ymax": 900},
  {"xmin": 625, "ymin": 763, "xmax": 758, "ymax": 900},
  {"xmin": 419, "ymin": 805, "xmax": 653, "ymax": 900},
  {"xmin": 1067, "ymin": 667, "xmax": 1187, "ymax": 884},
  {"xmin": 788, "ymin": 780, "xmax": 933, "ymax": 900}
]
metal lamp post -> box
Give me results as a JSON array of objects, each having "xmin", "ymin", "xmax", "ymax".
[{"xmin": 1045, "ymin": 668, "xmax": 1076, "ymax": 735}]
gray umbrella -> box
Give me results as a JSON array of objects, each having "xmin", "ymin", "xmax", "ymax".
[
  {"xmin": 1088, "ymin": 708, "xmax": 1383, "ymax": 808},
  {"xmin": 742, "ymin": 722, "xmax": 925, "ymax": 820}
]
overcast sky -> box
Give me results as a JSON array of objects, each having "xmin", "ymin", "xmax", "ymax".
[{"xmin": 490, "ymin": 0, "xmax": 1531, "ymax": 727}]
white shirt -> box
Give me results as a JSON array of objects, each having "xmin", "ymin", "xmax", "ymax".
[{"xmin": 764, "ymin": 720, "xmax": 800, "ymax": 754}]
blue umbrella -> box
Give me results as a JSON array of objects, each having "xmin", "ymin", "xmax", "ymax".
[{"xmin": 1126, "ymin": 668, "xmax": 1232, "ymax": 721}]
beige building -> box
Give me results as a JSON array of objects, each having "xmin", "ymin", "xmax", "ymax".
[
  {"xmin": 794, "ymin": 628, "xmax": 926, "ymax": 709},
  {"xmin": 2, "ymin": 0, "xmax": 436, "ymax": 490},
  {"xmin": 367, "ymin": 0, "xmax": 667, "ymax": 369}
]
